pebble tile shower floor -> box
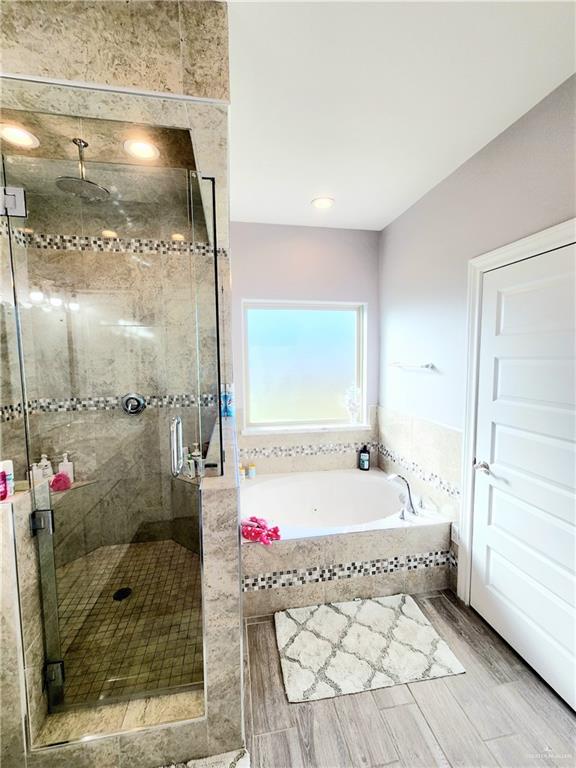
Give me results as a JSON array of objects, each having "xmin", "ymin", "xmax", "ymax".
[{"xmin": 56, "ymin": 540, "xmax": 203, "ymax": 706}]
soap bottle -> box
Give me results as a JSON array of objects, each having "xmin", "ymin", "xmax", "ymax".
[
  {"xmin": 358, "ymin": 444, "xmax": 370, "ymax": 471},
  {"xmin": 0, "ymin": 460, "xmax": 15, "ymax": 496},
  {"xmin": 38, "ymin": 454, "xmax": 54, "ymax": 479},
  {"xmin": 0, "ymin": 471, "xmax": 7, "ymax": 501},
  {"xmin": 247, "ymin": 463, "xmax": 256, "ymax": 479},
  {"xmin": 31, "ymin": 463, "xmax": 44, "ymax": 486},
  {"xmin": 58, "ymin": 453, "xmax": 74, "ymax": 483},
  {"xmin": 239, "ymin": 463, "xmax": 246, "ymax": 480}
]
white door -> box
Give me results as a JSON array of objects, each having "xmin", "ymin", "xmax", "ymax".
[{"xmin": 471, "ymin": 243, "xmax": 576, "ymax": 708}]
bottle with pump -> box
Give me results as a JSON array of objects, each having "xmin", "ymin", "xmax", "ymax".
[
  {"xmin": 358, "ymin": 444, "xmax": 371, "ymax": 471},
  {"xmin": 38, "ymin": 454, "xmax": 54, "ymax": 479},
  {"xmin": 58, "ymin": 453, "xmax": 74, "ymax": 483}
]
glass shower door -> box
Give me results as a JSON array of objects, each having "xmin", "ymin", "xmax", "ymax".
[{"xmin": 2, "ymin": 109, "xmax": 215, "ymax": 711}]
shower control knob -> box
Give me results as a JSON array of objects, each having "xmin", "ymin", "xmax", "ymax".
[
  {"xmin": 121, "ymin": 393, "xmax": 146, "ymax": 415},
  {"xmin": 474, "ymin": 460, "xmax": 490, "ymax": 474}
]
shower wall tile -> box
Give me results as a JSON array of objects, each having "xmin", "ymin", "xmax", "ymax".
[
  {"xmin": 0, "ymin": 500, "xmax": 27, "ymax": 768},
  {"xmin": 10, "ymin": 491, "xmax": 48, "ymax": 744},
  {"xmin": 180, "ymin": 1, "xmax": 230, "ymax": 102},
  {"xmin": 1, "ymin": 79, "xmax": 189, "ymax": 130},
  {"xmin": 1, "ymin": 1, "xmax": 229, "ymax": 101}
]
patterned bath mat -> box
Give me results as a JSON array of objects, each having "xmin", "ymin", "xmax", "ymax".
[{"xmin": 274, "ymin": 593, "xmax": 465, "ymax": 702}]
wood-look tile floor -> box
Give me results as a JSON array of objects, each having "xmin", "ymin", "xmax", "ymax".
[{"xmin": 245, "ymin": 591, "xmax": 576, "ymax": 768}]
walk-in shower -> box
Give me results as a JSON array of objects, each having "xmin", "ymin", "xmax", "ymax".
[{"xmin": 1, "ymin": 79, "xmax": 225, "ymax": 744}]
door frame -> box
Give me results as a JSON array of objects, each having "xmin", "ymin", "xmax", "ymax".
[{"xmin": 457, "ymin": 217, "xmax": 576, "ymax": 604}]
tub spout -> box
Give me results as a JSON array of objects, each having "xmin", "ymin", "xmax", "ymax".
[{"xmin": 388, "ymin": 474, "xmax": 417, "ymax": 517}]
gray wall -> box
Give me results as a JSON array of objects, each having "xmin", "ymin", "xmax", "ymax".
[
  {"xmin": 230, "ymin": 222, "xmax": 380, "ymax": 410},
  {"xmin": 378, "ymin": 74, "xmax": 576, "ymax": 430}
]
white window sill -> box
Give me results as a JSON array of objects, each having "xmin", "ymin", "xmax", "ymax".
[{"xmin": 241, "ymin": 423, "xmax": 373, "ymax": 437}]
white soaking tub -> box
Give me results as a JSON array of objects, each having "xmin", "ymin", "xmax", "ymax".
[{"xmin": 240, "ymin": 468, "xmax": 440, "ymax": 540}]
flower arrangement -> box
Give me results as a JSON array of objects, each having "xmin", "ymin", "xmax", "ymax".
[{"xmin": 241, "ymin": 516, "xmax": 281, "ymax": 546}]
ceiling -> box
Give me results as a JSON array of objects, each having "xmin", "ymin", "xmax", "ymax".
[{"xmin": 229, "ymin": 1, "xmax": 575, "ymax": 231}]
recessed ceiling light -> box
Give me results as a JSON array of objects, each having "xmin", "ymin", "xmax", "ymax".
[
  {"xmin": 0, "ymin": 124, "xmax": 40, "ymax": 149},
  {"xmin": 29, "ymin": 290, "xmax": 44, "ymax": 303},
  {"xmin": 68, "ymin": 301, "xmax": 80, "ymax": 312},
  {"xmin": 171, "ymin": 233, "xmax": 185, "ymax": 242},
  {"xmin": 123, "ymin": 139, "xmax": 160, "ymax": 161},
  {"xmin": 49, "ymin": 296, "xmax": 63, "ymax": 307},
  {"xmin": 101, "ymin": 229, "xmax": 118, "ymax": 238},
  {"xmin": 311, "ymin": 197, "xmax": 334, "ymax": 210}
]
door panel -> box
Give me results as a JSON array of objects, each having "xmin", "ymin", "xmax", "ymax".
[{"xmin": 471, "ymin": 243, "xmax": 576, "ymax": 708}]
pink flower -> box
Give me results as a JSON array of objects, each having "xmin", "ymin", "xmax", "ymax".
[{"xmin": 241, "ymin": 516, "xmax": 281, "ymax": 546}]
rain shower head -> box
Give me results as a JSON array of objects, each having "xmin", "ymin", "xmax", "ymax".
[{"xmin": 56, "ymin": 138, "xmax": 109, "ymax": 202}]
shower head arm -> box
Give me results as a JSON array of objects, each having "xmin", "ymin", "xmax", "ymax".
[{"xmin": 72, "ymin": 138, "xmax": 88, "ymax": 181}]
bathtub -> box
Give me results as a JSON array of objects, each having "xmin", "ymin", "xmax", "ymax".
[
  {"xmin": 240, "ymin": 468, "xmax": 439, "ymax": 540},
  {"xmin": 240, "ymin": 468, "xmax": 453, "ymax": 617}
]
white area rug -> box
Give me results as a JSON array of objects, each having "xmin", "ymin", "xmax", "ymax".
[{"xmin": 275, "ymin": 593, "xmax": 465, "ymax": 702}]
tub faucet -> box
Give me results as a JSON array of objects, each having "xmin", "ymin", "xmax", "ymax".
[{"xmin": 388, "ymin": 474, "xmax": 417, "ymax": 519}]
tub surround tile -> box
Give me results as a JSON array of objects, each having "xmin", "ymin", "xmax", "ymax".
[
  {"xmin": 244, "ymin": 582, "xmax": 326, "ymax": 619},
  {"xmin": 378, "ymin": 407, "xmax": 463, "ymax": 507},
  {"xmin": 405, "ymin": 564, "xmax": 450, "ymax": 593},
  {"xmin": 322, "ymin": 570, "xmax": 407, "ymax": 604},
  {"xmin": 242, "ymin": 549, "xmax": 450, "ymax": 593},
  {"xmin": 236, "ymin": 406, "xmax": 378, "ymax": 474}
]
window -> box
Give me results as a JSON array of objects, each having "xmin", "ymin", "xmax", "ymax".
[{"xmin": 243, "ymin": 301, "xmax": 366, "ymax": 431}]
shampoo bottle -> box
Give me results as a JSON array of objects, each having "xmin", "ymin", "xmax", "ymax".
[
  {"xmin": 31, "ymin": 463, "xmax": 44, "ymax": 485},
  {"xmin": 38, "ymin": 454, "xmax": 54, "ymax": 479},
  {"xmin": 0, "ymin": 460, "xmax": 15, "ymax": 496},
  {"xmin": 58, "ymin": 453, "xmax": 74, "ymax": 483},
  {"xmin": 358, "ymin": 444, "xmax": 371, "ymax": 471}
]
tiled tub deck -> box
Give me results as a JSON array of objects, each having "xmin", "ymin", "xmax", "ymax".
[{"xmin": 241, "ymin": 517, "xmax": 453, "ymax": 617}]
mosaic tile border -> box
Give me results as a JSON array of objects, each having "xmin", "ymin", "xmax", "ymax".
[
  {"xmin": 378, "ymin": 445, "xmax": 461, "ymax": 498},
  {"xmin": 238, "ymin": 440, "xmax": 379, "ymax": 460},
  {"xmin": 0, "ymin": 393, "xmax": 217, "ymax": 422},
  {"xmin": 1, "ymin": 222, "xmax": 227, "ymax": 258},
  {"xmin": 242, "ymin": 549, "xmax": 450, "ymax": 592}
]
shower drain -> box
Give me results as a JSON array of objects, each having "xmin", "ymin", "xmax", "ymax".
[{"xmin": 113, "ymin": 587, "xmax": 132, "ymax": 601}]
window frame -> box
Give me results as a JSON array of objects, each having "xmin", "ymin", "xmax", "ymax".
[{"xmin": 241, "ymin": 299, "xmax": 368, "ymax": 434}]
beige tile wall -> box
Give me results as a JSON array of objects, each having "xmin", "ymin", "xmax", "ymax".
[
  {"xmin": 377, "ymin": 406, "xmax": 462, "ymax": 520},
  {"xmin": 236, "ymin": 406, "xmax": 378, "ymax": 475},
  {"xmin": 0, "ymin": 1, "xmax": 229, "ymax": 102}
]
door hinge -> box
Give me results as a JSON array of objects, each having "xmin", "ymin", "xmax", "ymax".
[
  {"xmin": 1, "ymin": 186, "xmax": 27, "ymax": 217},
  {"xmin": 30, "ymin": 509, "xmax": 55, "ymax": 536},
  {"xmin": 45, "ymin": 660, "xmax": 65, "ymax": 709}
]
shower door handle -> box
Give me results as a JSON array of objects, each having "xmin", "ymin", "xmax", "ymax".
[{"xmin": 170, "ymin": 417, "xmax": 184, "ymax": 477}]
